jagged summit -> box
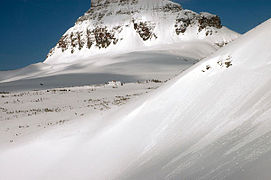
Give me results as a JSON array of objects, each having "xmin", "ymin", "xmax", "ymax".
[
  {"xmin": 91, "ymin": 0, "xmax": 174, "ymax": 7},
  {"xmin": 90, "ymin": 0, "xmax": 180, "ymax": 11},
  {"xmin": 45, "ymin": 0, "xmax": 239, "ymax": 64}
]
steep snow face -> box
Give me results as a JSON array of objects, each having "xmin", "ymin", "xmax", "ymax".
[
  {"xmin": 86, "ymin": 18, "xmax": 271, "ymax": 179},
  {"xmin": 44, "ymin": 0, "xmax": 239, "ymax": 64}
]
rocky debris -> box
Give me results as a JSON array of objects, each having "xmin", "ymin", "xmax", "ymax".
[
  {"xmin": 47, "ymin": 48, "xmax": 55, "ymax": 58},
  {"xmin": 93, "ymin": 27, "xmax": 117, "ymax": 49},
  {"xmin": 97, "ymin": 12, "xmax": 106, "ymax": 21},
  {"xmin": 120, "ymin": 0, "xmax": 131, "ymax": 5},
  {"xmin": 175, "ymin": 17, "xmax": 191, "ymax": 35},
  {"xmin": 224, "ymin": 56, "xmax": 233, "ymax": 68},
  {"xmin": 47, "ymin": 26, "xmax": 121, "ymax": 55},
  {"xmin": 77, "ymin": 32, "xmax": 84, "ymax": 50},
  {"xmin": 131, "ymin": 0, "xmax": 139, "ymax": 5},
  {"xmin": 70, "ymin": 33, "xmax": 76, "ymax": 48},
  {"xmin": 159, "ymin": 3, "xmax": 182, "ymax": 13},
  {"xmin": 58, "ymin": 35, "xmax": 68, "ymax": 52},
  {"xmin": 225, "ymin": 61, "xmax": 232, "ymax": 68},
  {"xmin": 201, "ymin": 64, "xmax": 212, "ymax": 72},
  {"xmin": 175, "ymin": 11, "xmax": 222, "ymax": 35},
  {"xmin": 215, "ymin": 42, "xmax": 228, "ymax": 47},
  {"xmin": 86, "ymin": 29, "xmax": 93, "ymax": 49},
  {"xmin": 205, "ymin": 30, "xmax": 213, "ymax": 36},
  {"xmin": 202, "ymin": 56, "xmax": 233, "ymax": 73},
  {"xmin": 69, "ymin": 32, "xmax": 85, "ymax": 54},
  {"xmin": 133, "ymin": 21, "xmax": 157, "ymax": 41},
  {"xmin": 116, "ymin": 10, "xmax": 136, "ymax": 15}
]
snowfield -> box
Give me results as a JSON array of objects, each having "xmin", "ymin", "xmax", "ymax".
[
  {"xmin": 0, "ymin": 81, "xmax": 162, "ymax": 146},
  {"xmin": 0, "ymin": 41, "xmax": 213, "ymax": 92},
  {"xmin": 0, "ymin": 18, "xmax": 270, "ymax": 180}
]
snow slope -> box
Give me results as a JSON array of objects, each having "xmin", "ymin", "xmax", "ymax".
[
  {"xmin": 87, "ymin": 18, "xmax": 271, "ymax": 179},
  {"xmin": 0, "ymin": 18, "xmax": 270, "ymax": 180}
]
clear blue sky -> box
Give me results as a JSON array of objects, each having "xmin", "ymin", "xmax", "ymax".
[{"xmin": 0, "ymin": 0, "xmax": 270, "ymax": 71}]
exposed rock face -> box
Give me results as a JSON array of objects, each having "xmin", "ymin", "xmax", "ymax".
[
  {"xmin": 93, "ymin": 27, "xmax": 118, "ymax": 48},
  {"xmin": 198, "ymin": 12, "xmax": 222, "ymax": 32},
  {"xmin": 45, "ymin": 0, "xmax": 239, "ymax": 62},
  {"xmin": 175, "ymin": 11, "xmax": 223, "ymax": 35},
  {"xmin": 175, "ymin": 10, "xmax": 197, "ymax": 35},
  {"xmin": 133, "ymin": 20, "xmax": 157, "ymax": 41}
]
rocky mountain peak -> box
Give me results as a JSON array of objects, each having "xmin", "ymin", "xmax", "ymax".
[
  {"xmin": 45, "ymin": 0, "xmax": 239, "ymax": 64},
  {"xmin": 91, "ymin": 0, "xmax": 176, "ymax": 8}
]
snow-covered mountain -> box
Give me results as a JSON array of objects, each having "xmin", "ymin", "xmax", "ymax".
[
  {"xmin": 44, "ymin": 0, "xmax": 239, "ymax": 64},
  {"xmin": 0, "ymin": 0, "xmax": 240, "ymax": 91},
  {"xmin": 1, "ymin": 18, "xmax": 270, "ymax": 180}
]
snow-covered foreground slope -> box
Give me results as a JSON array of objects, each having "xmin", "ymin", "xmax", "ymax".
[
  {"xmin": 0, "ymin": 41, "xmax": 215, "ymax": 92},
  {"xmin": 94, "ymin": 18, "xmax": 271, "ymax": 179},
  {"xmin": 0, "ymin": 81, "xmax": 162, "ymax": 145},
  {"xmin": 0, "ymin": 19, "xmax": 270, "ymax": 180}
]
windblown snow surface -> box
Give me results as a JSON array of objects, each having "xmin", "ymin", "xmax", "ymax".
[{"xmin": 0, "ymin": 19, "xmax": 271, "ymax": 180}]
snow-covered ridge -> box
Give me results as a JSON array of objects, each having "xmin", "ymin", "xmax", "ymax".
[{"xmin": 44, "ymin": 0, "xmax": 239, "ymax": 64}]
